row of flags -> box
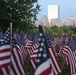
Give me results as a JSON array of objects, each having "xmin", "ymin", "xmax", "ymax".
[
  {"xmin": 59, "ymin": 35, "xmax": 76, "ymax": 75},
  {"xmin": 0, "ymin": 25, "xmax": 76, "ymax": 75},
  {"xmin": 0, "ymin": 28, "xmax": 25, "ymax": 75}
]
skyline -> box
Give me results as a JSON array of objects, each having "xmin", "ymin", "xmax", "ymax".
[{"xmin": 37, "ymin": 0, "xmax": 76, "ymax": 22}]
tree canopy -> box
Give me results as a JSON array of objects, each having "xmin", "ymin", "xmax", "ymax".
[{"xmin": 0, "ymin": 0, "xmax": 40, "ymax": 32}]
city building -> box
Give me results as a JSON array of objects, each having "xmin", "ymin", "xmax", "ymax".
[
  {"xmin": 69, "ymin": 15, "xmax": 74, "ymax": 20},
  {"xmin": 38, "ymin": 15, "xmax": 49, "ymax": 27},
  {"xmin": 63, "ymin": 16, "xmax": 75, "ymax": 26},
  {"xmin": 74, "ymin": 21, "xmax": 76, "ymax": 27},
  {"xmin": 50, "ymin": 18, "xmax": 62, "ymax": 27},
  {"xmin": 48, "ymin": 5, "xmax": 59, "ymax": 26}
]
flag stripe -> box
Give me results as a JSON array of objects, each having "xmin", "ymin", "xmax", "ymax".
[
  {"xmin": 13, "ymin": 47, "xmax": 25, "ymax": 75},
  {"xmin": 0, "ymin": 56, "xmax": 10, "ymax": 61},
  {"xmin": 29, "ymin": 59, "xmax": 36, "ymax": 71},
  {"xmin": 35, "ymin": 60, "xmax": 53, "ymax": 75},
  {"xmin": 59, "ymin": 46, "xmax": 76, "ymax": 75},
  {"xmin": 49, "ymin": 47, "xmax": 61, "ymax": 74},
  {"xmin": 0, "ymin": 45, "xmax": 10, "ymax": 68}
]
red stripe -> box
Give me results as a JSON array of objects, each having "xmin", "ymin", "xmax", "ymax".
[
  {"xmin": 0, "ymin": 48, "xmax": 10, "ymax": 68},
  {"xmin": 16, "ymin": 46, "xmax": 26, "ymax": 74},
  {"xmin": 4, "ymin": 67, "xmax": 9, "ymax": 75},
  {"xmin": 59, "ymin": 46, "xmax": 76, "ymax": 75},
  {"xmin": 21, "ymin": 45, "xmax": 28, "ymax": 60},
  {"xmin": 49, "ymin": 49, "xmax": 59, "ymax": 74},
  {"xmin": 0, "ymin": 56, "xmax": 10, "ymax": 61},
  {"xmin": 62, "ymin": 46, "xmax": 75, "ymax": 74},
  {"xmin": 0, "ymin": 63, "xmax": 10, "ymax": 69},
  {"xmin": 40, "ymin": 66, "xmax": 53, "ymax": 75},
  {"xmin": 0, "ymin": 48, "xmax": 10, "ymax": 53},
  {"xmin": 12, "ymin": 48, "xmax": 23, "ymax": 75},
  {"xmin": 49, "ymin": 47, "xmax": 61, "ymax": 74},
  {"xmin": 11, "ymin": 63, "xmax": 17, "ymax": 75}
]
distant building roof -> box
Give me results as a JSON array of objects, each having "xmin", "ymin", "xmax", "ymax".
[
  {"xmin": 38, "ymin": 15, "xmax": 49, "ymax": 27},
  {"xmin": 64, "ymin": 19, "xmax": 74, "ymax": 26},
  {"xmin": 69, "ymin": 16, "xmax": 74, "ymax": 20}
]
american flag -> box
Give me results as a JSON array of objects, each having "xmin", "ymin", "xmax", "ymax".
[
  {"xmin": 35, "ymin": 25, "xmax": 54, "ymax": 75},
  {"xmin": 59, "ymin": 35, "xmax": 76, "ymax": 75},
  {"xmin": 49, "ymin": 47, "xmax": 61, "ymax": 75},
  {"xmin": 29, "ymin": 32, "xmax": 39, "ymax": 59},
  {"xmin": 25, "ymin": 32, "xmax": 33, "ymax": 48},
  {"xmin": 64, "ymin": 36, "xmax": 69, "ymax": 46},
  {"xmin": 20, "ymin": 45, "xmax": 28, "ymax": 61},
  {"xmin": 0, "ymin": 28, "xmax": 10, "ymax": 68},
  {"xmin": 25, "ymin": 32, "xmax": 38, "ymax": 71},
  {"xmin": 28, "ymin": 43, "xmax": 39, "ymax": 71},
  {"xmin": 46, "ymin": 35, "xmax": 61, "ymax": 75},
  {"xmin": 58, "ymin": 36, "xmax": 64, "ymax": 46},
  {"xmin": 0, "ymin": 28, "xmax": 26, "ymax": 75},
  {"xmin": 14, "ymin": 30, "xmax": 21, "ymax": 45},
  {"xmin": 33, "ymin": 32, "xmax": 39, "ymax": 44},
  {"xmin": 51, "ymin": 35, "xmax": 58, "ymax": 49},
  {"xmin": 20, "ymin": 32, "xmax": 28, "ymax": 61},
  {"xmin": 69, "ymin": 35, "xmax": 76, "ymax": 51},
  {"xmin": 25, "ymin": 32, "xmax": 33, "ymax": 56},
  {"xmin": 28, "ymin": 43, "xmax": 38, "ymax": 59},
  {"xmin": 23, "ymin": 32, "xmax": 37, "ymax": 71},
  {"xmin": 0, "ymin": 45, "xmax": 26, "ymax": 75}
]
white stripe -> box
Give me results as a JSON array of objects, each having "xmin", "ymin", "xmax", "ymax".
[
  {"xmin": 13, "ymin": 48, "xmax": 25, "ymax": 75},
  {"xmin": 49, "ymin": 58, "xmax": 57, "ymax": 74},
  {"xmin": 16, "ymin": 45, "xmax": 21, "ymax": 51},
  {"xmin": 62, "ymin": 48, "xmax": 73, "ymax": 73},
  {"xmin": 72, "ymin": 73, "xmax": 76, "ymax": 75},
  {"xmin": 33, "ymin": 49, "xmax": 38, "ymax": 53},
  {"xmin": 0, "ymin": 59, "xmax": 10, "ymax": 65},
  {"xmin": 16, "ymin": 45, "xmax": 22, "ymax": 57},
  {"xmin": 0, "ymin": 52, "xmax": 10, "ymax": 57},
  {"xmin": 30, "ymin": 54, "xmax": 37, "ymax": 58},
  {"xmin": 30, "ymin": 59, "xmax": 36, "ymax": 70},
  {"xmin": 0, "ymin": 45, "xmax": 10, "ymax": 50},
  {"xmin": 2, "ymin": 68, "xmax": 8, "ymax": 75},
  {"xmin": 63, "ymin": 46, "xmax": 74, "ymax": 74},
  {"xmin": 61, "ymin": 46, "xmax": 76, "ymax": 75},
  {"xmin": 11, "ymin": 54, "xmax": 20, "ymax": 75},
  {"xmin": 35, "ymin": 60, "xmax": 52, "ymax": 75},
  {"xmin": 49, "ymin": 48, "xmax": 61, "ymax": 74}
]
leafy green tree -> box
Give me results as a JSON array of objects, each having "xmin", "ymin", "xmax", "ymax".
[
  {"xmin": 45, "ymin": 26, "xmax": 74, "ymax": 35},
  {"xmin": 45, "ymin": 27, "xmax": 53, "ymax": 34},
  {"xmin": 60, "ymin": 26, "xmax": 74, "ymax": 34},
  {"xmin": 70, "ymin": 27, "xmax": 76, "ymax": 34},
  {"xmin": 0, "ymin": 0, "xmax": 40, "ymax": 32}
]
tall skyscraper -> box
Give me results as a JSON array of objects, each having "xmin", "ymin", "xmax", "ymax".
[{"xmin": 48, "ymin": 5, "xmax": 59, "ymax": 25}]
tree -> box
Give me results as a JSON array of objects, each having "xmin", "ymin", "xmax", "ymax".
[
  {"xmin": 70, "ymin": 27, "xmax": 76, "ymax": 34},
  {"xmin": 0, "ymin": 0, "xmax": 40, "ymax": 32}
]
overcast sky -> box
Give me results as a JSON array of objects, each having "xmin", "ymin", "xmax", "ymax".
[{"xmin": 37, "ymin": 0, "xmax": 76, "ymax": 22}]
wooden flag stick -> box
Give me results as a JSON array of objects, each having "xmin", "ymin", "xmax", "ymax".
[{"xmin": 9, "ymin": 22, "xmax": 12, "ymax": 75}]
